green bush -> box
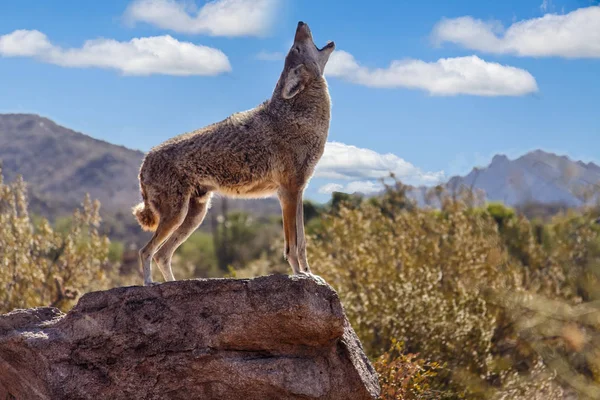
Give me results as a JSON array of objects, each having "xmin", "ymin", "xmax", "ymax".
[
  {"xmin": 174, "ymin": 230, "xmax": 220, "ymax": 279},
  {"xmin": 0, "ymin": 170, "xmax": 110, "ymax": 312}
]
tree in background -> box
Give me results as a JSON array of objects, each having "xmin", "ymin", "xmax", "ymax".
[
  {"xmin": 208, "ymin": 197, "xmax": 282, "ymax": 274},
  {"xmin": 0, "ymin": 168, "xmax": 110, "ymax": 313}
]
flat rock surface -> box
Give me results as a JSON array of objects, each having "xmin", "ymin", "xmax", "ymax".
[{"xmin": 0, "ymin": 275, "xmax": 380, "ymax": 400}]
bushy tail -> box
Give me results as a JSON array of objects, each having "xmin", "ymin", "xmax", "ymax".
[{"xmin": 132, "ymin": 185, "xmax": 158, "ymax": 232}]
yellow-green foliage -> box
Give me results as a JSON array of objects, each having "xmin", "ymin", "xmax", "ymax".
[
  {"xmin": 309, "ymin": 179, "xmax": 600, "ymax": 398},
  {"xmin": 174, "ymin": 230, "xmax": 220, "ymax": 279},
  {"xmin": 0, "ymin": 171, "xmax": 109, "ymax": 312},
  {"xmin": 311, "ymin": 186, "xmax": 501, "ymax": 395},
  {"xmin": 375, "ymin": 339, "xmax": 453, "ymax": 399},
  {"xmin": 3, "ymin": 163, "xmax": 599, "ymax": 399}
]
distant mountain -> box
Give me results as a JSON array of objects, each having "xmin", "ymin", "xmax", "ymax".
[
  {"xmin": 352, "ymin": 150, "xmax": 600, "ymax": 210},
  {"xmin": 0, "ymin": 113, "xmax": 145, "ymax": 216},
  {"xmin": 445, "ymin": 150, "xmax": 600, "ymax": 207},
  {"xmin": 0, "ymin": 114, "xmax": 281, "ymax": 240}
]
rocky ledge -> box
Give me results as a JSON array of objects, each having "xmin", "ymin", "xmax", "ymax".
[{"xmin": 0, "ymin": 275, "xmax": 380, "ymax": 400}]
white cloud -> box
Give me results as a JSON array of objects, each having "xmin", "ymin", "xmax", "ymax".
[
  {"xmin": 325, "ymin": 50, "xmax": 538, "ymax": 96},
  {"xmin": 255, "ymin": 50, "xmax": 284, "ymax": 61},
  {"xmin": 318, "ymin": 181, "xmax": 383, "ymax": 195},
  {"xmin": 0, "ymin": 29, "xmax": 52, "ymax": 56},
  {"xmin": 315, "ymin": 142, "xmax": 445, "ymax": 185},
  {"xmin": 432, "ymin": 6, "xmax": 600, "ymax": 58},
  {"xmin": 124, "ymin": 0, "xmax": 278, "ymax": 37},
  {"xmin": 344, "ymin": 181, "xmax": 383, "ymax": 194},
  {"xmin": 318, "ymin": 183, "xmax": 343, "ymax": 194},
  {"xmin": 0, "ymin": 30, "xmax": 231, "ymax": 76}
]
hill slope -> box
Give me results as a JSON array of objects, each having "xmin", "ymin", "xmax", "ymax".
[{"xmin": 0, "ymin": 113, "xmax": 144, "ymax": 216}]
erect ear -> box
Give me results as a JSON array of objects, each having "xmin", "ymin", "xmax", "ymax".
[
  {"xmin": 281, "ymin": 64, "xmax": 309, "ymax": 100},
  {"xmin": 317, "ymin": 41, "xmax": 335, "ymax": 72}
]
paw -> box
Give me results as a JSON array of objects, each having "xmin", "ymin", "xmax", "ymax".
[
  {"xmin": 143, "ymin": 281, "xmax": 160, "ymax": 287},
  {"xmin": 308, "ymin": 273, "xmax": 328, "ymax": 285},
  {"xmin": 296, "ymin": 271, "xmax": 327, "ymax": 285}
]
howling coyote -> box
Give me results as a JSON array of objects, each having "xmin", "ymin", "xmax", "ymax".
[{"xmin": 133, "ymin": 21, "xmax": 335, "ymax": 285}]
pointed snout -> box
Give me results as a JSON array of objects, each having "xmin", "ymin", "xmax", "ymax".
[
  {"xmin": 294, "ymin": 21, "xmax": 313, "ymax": 42},
  {"xmin": 294, "ymin": 21, "xmax": 335, "ymax": 61}
]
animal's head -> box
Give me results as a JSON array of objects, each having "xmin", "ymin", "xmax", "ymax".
[{"xmin": 280, "ymin": 21, "xmax": 335, "ymax": 100}]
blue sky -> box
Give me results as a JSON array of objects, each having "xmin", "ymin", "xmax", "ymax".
[{"xmin": 0, "ymin": 0, "xmax": 598, "ymax": 201}]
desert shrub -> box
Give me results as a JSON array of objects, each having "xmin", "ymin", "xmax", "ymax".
[
  {"xmin": 173, "ymin": 230, "xmax": 221, "ymax": 279},
  {"xmin": 108, "ymin": 241, "xmax": 125, "ymax": 263},
  {"xmin": 375, "ymin": 339, "xmax": 455, "ymax": 400},
  {"xmin": 0, "ymin": 170, "xmax": 109, "ymax": 312},
  {"xmin": 211, "ymin": 209, "xmax": 282, "ymax": 272},
  {"xmin": 486, "ymin": 202, "xmax": 515, "ymax": 229},
  {"xmin": 308, "ymin": 179, "xmax": 600, "ymax": 397},
  {"xmin": 310, "ymin": 187, "xmax": 504, "ymax": 394},
  {"xmin": 490, "ymin": 359, "xmax": 565, "ymax": 400},
  {"xmin": 330, "ymin": 191, "xmax": 364, "ymax": 214},
  {"xmin": 226, "ymin": 237, "xmax": 289, "ymax": 279}
]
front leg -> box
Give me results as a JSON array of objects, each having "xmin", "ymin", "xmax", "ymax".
[
  {"xmin": 295, "ymin": 189, "xmax": 311, "ymax": 273},
  {"xmin": 296, "ymin": 189, "xmax": 328, "ymax": 285},
  {"xmin": 278, "ymin": 187, "xmax": 301, "ymax": 274}
]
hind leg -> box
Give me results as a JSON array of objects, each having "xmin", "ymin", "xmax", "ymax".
[
  {"xmin": 139, "ymin": 195, "xmax": 189, "ymax": 286},
  {"xmin": 153, "ymin": 195, "xmax": 211, "ymax": 281}
]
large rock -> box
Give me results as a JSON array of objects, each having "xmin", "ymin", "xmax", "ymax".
[{"xmin": 0, "ymin": 275, "xmax": 380, "ymax": 399}]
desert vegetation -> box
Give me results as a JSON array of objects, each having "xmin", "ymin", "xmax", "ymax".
[
  {"xmin": 0, "ymin": 168, "xmax": 110, "ymax": 312},
  {"xmin": 305, "ymin": 179, "xmax": 600, "ymax": 399},
  {"xmin": 2, "ymin": 167, "xmax": 600, "ymax": 398}
]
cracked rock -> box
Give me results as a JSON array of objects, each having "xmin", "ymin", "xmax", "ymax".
[{"xmin": 0, "ymin": 275, "xmax": 380, "ymax": 400}]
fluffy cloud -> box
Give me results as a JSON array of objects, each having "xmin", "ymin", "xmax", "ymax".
[
  {"xmin": 0, "ymin": 29, "xmax": 52, "ymax": 56},
  {"xmin": 125, "ymin": 0, "xmax": 278, "ymax": 37},
  {"xmin": 318, "ymin": 181, "xmax": 383, "ymax": 195},
  {"xmin": 315, "ymin": 142, "xmax": 445, "ymax": 184},
  {"xmin": 0, "ymin": 30, "xmax": 231, "ymax": 76},
  {"xmin": 318, "ymin": 183, "xmax": 344, "ymax": 194},
  {"xmin": 325, "ymin": 50, "xmax": 538, "ymax": 96},
  {"xmin": 432, "ymin": 6, "xmax": 600, "ymax": 58},
  {"xmin": 345, "ymin": 181, "xmax": 383, "ymax": 194}
]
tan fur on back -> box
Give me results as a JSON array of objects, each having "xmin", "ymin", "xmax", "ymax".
[{"xmin": 138, "ymin": 80, "xmax": 330, "ymax": 201}]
